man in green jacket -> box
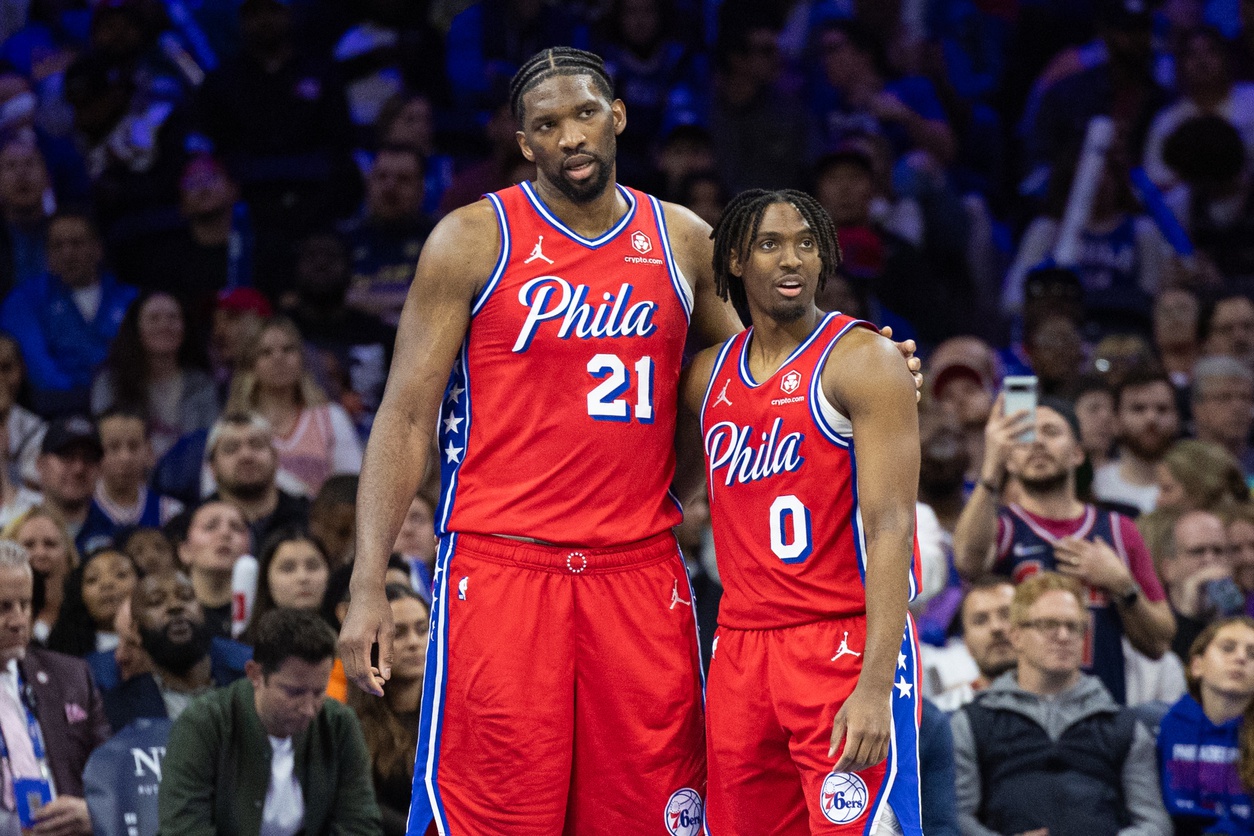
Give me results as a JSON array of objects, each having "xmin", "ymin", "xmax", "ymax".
[{"xmin": 158, "ymin": 608, "xmax": 381, "ymax": 835}]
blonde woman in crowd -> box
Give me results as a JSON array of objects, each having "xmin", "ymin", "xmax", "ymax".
[
  {"xmin": 3, "ymin": 505, "xmax": 79, "ymax": 643},
  {"xmin": 226, "ymin": 317, "xmax": 362, "ymax": 496}
]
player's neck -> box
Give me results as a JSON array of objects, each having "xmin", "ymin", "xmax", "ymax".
[
  {"xmin": 530, "ymin": 176, "xmax": 626, "ymax": 240},
  {"xmin": 747, "ymin": 306, "xmax": 823, "ymax": 370}
]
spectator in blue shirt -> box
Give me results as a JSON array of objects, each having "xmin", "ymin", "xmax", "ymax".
[
  {"xmin": 1159, "ymin": 616, "xmax": 1254, "ymax": 836},
  {"xmin": 0, "ymin": 210, "xmax": 136, "ymax": 416}
]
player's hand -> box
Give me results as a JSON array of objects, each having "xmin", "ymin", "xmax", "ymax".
[
  {"xmin": 981, "ymin": 393, "xmax": 1032, "ymax": 482},
  {"xmin": 1055, "ymin": 537, "xmax": 1132, "ymax": 593},
  {"xmin": 829, "ymin": 685, "xmax": 891, "ymax": 772},
  {"xmin": 30, "ymin": 796, "xmax": 91, "ymax": 835},
  {"xmin": 339, "ymin": 587, "xmax": 394, "ymax": 697},
  {"xmin": 879, "ymin": 326, "xmax": 923, "ymax": 402}
]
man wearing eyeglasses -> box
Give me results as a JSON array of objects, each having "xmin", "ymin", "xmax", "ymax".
[
  {"xmin": 950, "ymin": 572, "xmax": 1171, "ymax": 836},
  {"xmin": 1159, "ymin": 509, "xmax": 1241, "ymax": 659},
  {"xmin": 953, "ymin": 396, "xmax": 1175, "ymax": 704}
]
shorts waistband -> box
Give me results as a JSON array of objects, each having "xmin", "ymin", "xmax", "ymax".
[{"xmin": 448, "ymin": 531, "xmax": 678, "ymax": 574}]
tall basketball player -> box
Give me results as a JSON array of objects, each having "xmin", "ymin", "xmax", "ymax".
[
  {"xmin": 683, "ymin": 190, "xmax": 923, "ymax": 835},
  {"xmin": 340, "ymin": 48, "xmax": 918, "ymax": 835}
]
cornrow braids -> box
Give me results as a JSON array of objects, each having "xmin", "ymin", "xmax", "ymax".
[
  {"xmin": 710, "ymin": 189, "xmax": 842, "ymax": 326},
  {"xmin": 509, "ymin": 47, "xmax": 615, "ymax": 123}
]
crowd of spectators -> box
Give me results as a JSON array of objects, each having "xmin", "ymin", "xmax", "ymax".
[{"xmin": 3, "ymin": 0, "xmax": 1254, "ymax": 834}]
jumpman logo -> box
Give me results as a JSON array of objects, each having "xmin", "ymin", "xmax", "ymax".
[
  {"xmin": 524, "ymin": 235, "xmax": 554, "ymax": 265},
  {"xmin": 669, "ymin": 579, "xmax": 691, "ymax": 610},
  {"xmin": 713, "ymin": 379, "xmax": 733, "ymax": 408},
  {"xmin": 831, "ymin": 632, "xmax": 862, "ymax": 661}
]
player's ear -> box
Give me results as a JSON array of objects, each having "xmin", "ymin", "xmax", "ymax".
[
  {"xmin": 516, "ymin": 131, "xmax": 535, "ymax": 163},
  {"xmin": 729, "ymin": 248, "xmax": 745, "ymax": 278},
  {"xmin": 611, "ymin": 99, "xmax": 627, "ymax": 136}
]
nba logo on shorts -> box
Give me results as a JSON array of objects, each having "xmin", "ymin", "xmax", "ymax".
[
  {"xmin": 664, "ymin": 788, "xmax": 703, "ymax": 836},
  {"xmin": 820, "ymin": 771, "xmax": 868, "ymax": 825},
  {"xmin": 781, "ymin": 370, "xmax": 802, "ymax": 394},
  {"xmin": 632, "ymin": 230, "xmax": 653, "ymax": 254}
]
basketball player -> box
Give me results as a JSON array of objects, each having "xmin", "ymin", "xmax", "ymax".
[
  {"xmin": 682, "ymin": 190, "xmax": 923, "ymax": 835},
  {"xmin": 339, "ymin": 49, "xmax": 917, "ymax": 835}
]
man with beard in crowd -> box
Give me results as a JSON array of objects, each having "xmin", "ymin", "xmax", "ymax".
[
  {"xmin": 922, "ymin": 577, "xmax": 1018, "ymax": 712},
  {"xmin": 199, "ymin": 412, "xmax": 309, "ymax": 547},
  {"xmin": 102, "ymin": 571, "xmax": 251, "ymax": 731},
  {"xmin": 954, "ymin": 396, "xmax": 1174, "ymax": 703},
  {"xmin": 1092, "ymin": 368, "xmax": 1182, "ymax": 514}
]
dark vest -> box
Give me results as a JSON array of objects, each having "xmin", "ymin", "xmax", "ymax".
[{"xmin": 965, "ymin": 697, "xmax": 1137, "ymax": 836}]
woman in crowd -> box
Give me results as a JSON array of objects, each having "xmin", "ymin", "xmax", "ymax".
[
  {"xmin": 241, "ymin": 527, "xmax": 330, "ymax": 644},
  {"xmin": 91, "ymin": 290, "xmax": 218, "ymax": 458},
  {"xmin": 176, "ymin": 499, "xmax": 251, "ymax": 640},
  {"xmin": 1158, "ymin": 616, "xmax": 1254, "ymax": 835},
  {"xmin": 226, "ymin": 317, "xmax": 362, "ymax": 497},
  {"xmin": 4, "ymin": 505, "xmax": 78, "ymax": 643},
  {"xmin": 46, "ymin": 547, "xmax": 139, "ymax": 656},
  {"xmin": 1156, "ymin": 439, "xmax": 1249, "ymax": 513},
  {"xmin": 347, "ymin": 584, "xmax": 430, "ymax": 836}
]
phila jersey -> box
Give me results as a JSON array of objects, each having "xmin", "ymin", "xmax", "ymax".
[
  {"xmin": 700, "ymin": 312, "xmax": 921, "ymax": 630},
  {"xmin": 436, "ymin": 182, "xmax": 691, "ymax": 547}
]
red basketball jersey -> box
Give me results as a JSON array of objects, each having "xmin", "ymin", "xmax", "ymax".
[
  {"xmin": 700, "ymin": 312, "xmax": 921, "ymax": 629},
  {"xmin": 436, "ymin": 182, "xmax": 690, "ymax": 546}
]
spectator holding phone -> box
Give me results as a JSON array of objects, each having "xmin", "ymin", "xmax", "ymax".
[{"xmin": 954, "ymin": 392, "xmax": 1175, "ymax": 703}]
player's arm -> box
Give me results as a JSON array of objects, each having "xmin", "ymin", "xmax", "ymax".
[
  {"xmin": 953, "ymin": 393, "xmax": 1032, "ymax": 579},
  {"xmin": 824, "ymin": 328, "xmax": 919, "ymax": 772},
  {"xmin": 662, "ymin": 202, "xmax": 745, "ymax": 346},
  {"xmin": 340, "ymin": 201, "xmax": 496, "ymax": 696},
  {"xmin": 672, "ymin": 346, "xmax": 721, "ymax": 505}
]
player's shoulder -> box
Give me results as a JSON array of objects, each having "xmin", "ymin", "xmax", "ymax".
[{"xmin": 419, "ymin": 199, "xmax": 502, "ymax": 273}]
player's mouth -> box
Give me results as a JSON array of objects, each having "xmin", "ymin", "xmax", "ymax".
[
  {"xmin": 563, "ymin": 154, "xmax": 598, "ymax": 181},
  {"xmin": 776, "ymin": 275, "xmax": 805, "ymax": 298}
]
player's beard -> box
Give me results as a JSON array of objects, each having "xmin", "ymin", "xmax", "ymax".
[{"xmin": 552, "ymin": 146, "xmax": 614, "ymax": 205}]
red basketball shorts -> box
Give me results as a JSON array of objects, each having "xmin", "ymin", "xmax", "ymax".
[
  {"xmin": 408, "ymin": 531, "xmax": 708, "ymax": 835},
  {"xmin": 706, "ymin": 613, "xmax": 923, "ymax": 835}
]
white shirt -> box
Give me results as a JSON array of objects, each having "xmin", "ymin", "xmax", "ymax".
[
  {"xmin": 69, "ymin": 284, "xmax": 101, "ymax": 323},
  {"xmin": 1093, "ymin": 461, "xmax": 1160, "ymax": 515},
  {"xmin": 260, "ymin": 736, "xmax": 303, "ymax": 836}
]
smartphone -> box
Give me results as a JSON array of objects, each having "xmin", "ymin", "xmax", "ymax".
[{"xmin": 1003, "ymin": 376, "xmax": 1038, "ymax": 442}]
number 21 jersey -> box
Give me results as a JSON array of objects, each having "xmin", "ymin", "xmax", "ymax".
[
  {"xmin": 436, "ymin": 182, "xmax": 690, "ymax": 546},
  {"xmin": 700, "ymin": 312, "xmax": 921, "ymax": 629}
]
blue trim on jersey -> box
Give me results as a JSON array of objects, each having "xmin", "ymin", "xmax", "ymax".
[
  {"xmin": 848, "ymin": 443, "xmax": 868, "ymax": 587},
  {"xmin": 736, "ymin": 312, "xmax": 836, "ymax": 388},
  {"xmin": 411, "ymin": 534, "xmax": 456, "ymax": 836},
  {"xmin": 649, "ymin": 195, "xmax": 693, "ymax": 321},
  {"xmin": 860, "ymin": 614, "xmax": 924, "ymax": 836},
  {"xmin": 435, "ymin": 346, "xmax": 472, "ymax": 536},
  {"xmin": 520, "ymin": 180, "xmax": 637, "ymax": 248},
  {"xmin": 698, "ymin": 336, "xmax": 740, "ymax": 438},
  {"xmin": 470, "ymin": 193, "xmax": 512, "ymax": 316}
]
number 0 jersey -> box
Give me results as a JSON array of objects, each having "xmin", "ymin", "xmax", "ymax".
[
  {"xmin": 436, "ymin": 182, "xmax": 691, "ymax": 547},
  {"xmin": 700, "ymin": 312, "xmax": 921, "ymax": 629}
]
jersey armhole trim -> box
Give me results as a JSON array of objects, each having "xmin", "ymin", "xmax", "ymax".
[
  {"xmin": 808, "ymin": 316, "xmax": 872, "ymax": 447},
  {"xmin": 470, "ymin": 193, "xmax": 511, "ymax": 316},
  {"xmin": 698, "ymin": 335, "xmax": 740, "ymax": 437},
  {"xmin": 649, "ymin": 195, "xmax": 694, "ymax": 320}
]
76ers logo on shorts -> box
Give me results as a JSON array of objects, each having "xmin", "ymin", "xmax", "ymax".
[
  {"xmin": 664, "ymin": 788, "xmax": 703, "ymax": 836},
  {"xmin": 820, "ymin": 771, "xmax": 868, "ymax": 824}
]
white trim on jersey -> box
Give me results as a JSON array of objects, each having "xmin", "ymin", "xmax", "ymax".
[
  {"xmin": 470, "ymin": 192, "xmax": 512, "ymax": 316},
  {"xmin": 1007, "ymin": 504, "xmax": 1097, "ymax": 544},
  {"xmin": 736, "ymin": 312, "xmax": 837, "ymax": 389},
  {"xmin": 649, "ymin": 195, "xmax": 694, "ymax": 320},
  {"xmin": 520, "ymin": 180, "xmax": 637, "ymax": 248},
  {"xmin": 698, "ymin": 336, "xmax": 740, "ymax": 438}
]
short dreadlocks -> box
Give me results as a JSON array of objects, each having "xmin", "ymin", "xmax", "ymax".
[
  {"xmin": 509, "ymin": 48, "xmax": 615, "ymax": 124},
  {"xmin": 710, "ymin": 189, "xmax": 842, "ymax": 326}
]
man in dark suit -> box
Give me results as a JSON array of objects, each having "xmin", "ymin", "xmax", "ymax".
[{"xmin": 0, "ymin": 539, "xmax": 111, "ymax": 835}]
